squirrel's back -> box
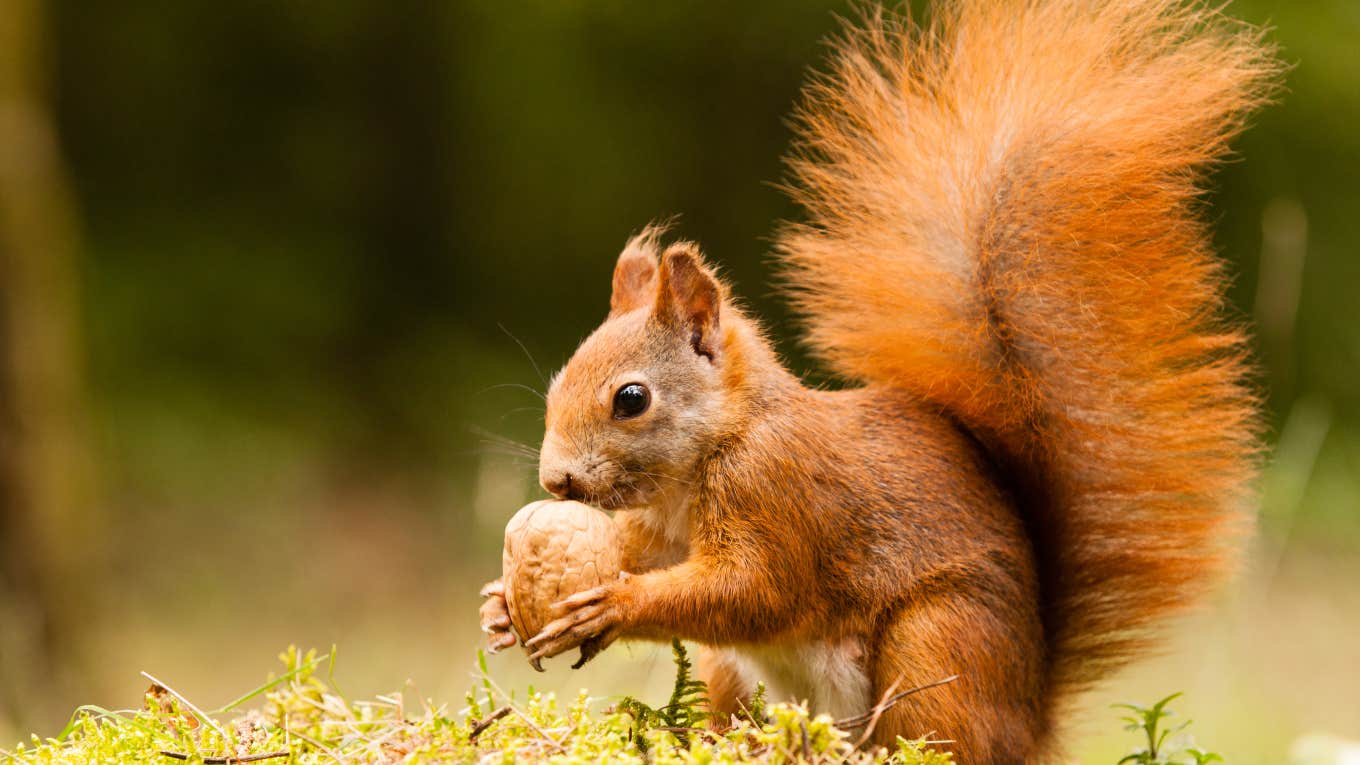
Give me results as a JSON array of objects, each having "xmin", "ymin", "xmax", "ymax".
[{"xmin": 776, "ymin": 0, "xmax": 1279, "ymax": 733}]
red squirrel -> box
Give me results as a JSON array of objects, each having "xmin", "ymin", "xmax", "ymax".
[{"xmin": 479, "ymin": 0, "xmax": 1279, "ymax": 761}]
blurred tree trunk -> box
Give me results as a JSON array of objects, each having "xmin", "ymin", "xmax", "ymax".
[{"xmin": 0, "ymin": 0, "xmax": 98, "ymax": 733}]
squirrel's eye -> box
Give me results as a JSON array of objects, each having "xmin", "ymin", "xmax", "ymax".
[{"xmin": 612, "ymin": 383, "xmax": 651, "ymax": 420}]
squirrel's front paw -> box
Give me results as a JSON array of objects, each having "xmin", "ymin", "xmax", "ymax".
[
  {"xmin": 523, "ymin": 576, "xmax": 632, "ymax": 669},
  {"xmin": 478, "ymin": 579, "xmax": 517, "ymax": 654}
]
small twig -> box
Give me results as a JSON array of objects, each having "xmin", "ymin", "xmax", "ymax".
[
  {"xmin": 800, "ymin": 720, "xmax": 812, "ymax": 760},
  {"xmin": 835, "ymin": 675, "xmax": 959, "ymax": 731},
  {"xmin": 849, "ymin": 676, "xmax": 902, "ymax": 750},
  {"xmin": 159, "ymin": 752, "xmax": 288, "ymax": 764},
  {"xmin": 464, "ymin": 668, "xmax": 566, "ymax": 753},
  {"xmin": 468, "ymin": 705, "xmax": 512, "ymax": 743},
  {"xmin": 282, "ymin": 726, "xmax": 344, "ymax": 765},
  {"xmin": 142, "ymin": 672, "xmax": 230, "ymax": 745},
  {"xmin": 511, "ymin": 708, "xmax": 566, "ymax": 753},
  {"xmin": 733, "ymin": 696, "xmax": 758, "ymax": 727}
]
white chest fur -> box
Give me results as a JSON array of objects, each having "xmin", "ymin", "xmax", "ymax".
[
  {"xmin": 624, "ymin": 497, "xmax": 691, "ymax": 568},
  {"xmin": 722, "ymin": 638, "xmax": 871, "ymax": 721}
]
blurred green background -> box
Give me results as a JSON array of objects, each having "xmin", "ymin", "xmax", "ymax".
[{"xmin": 0, "ymin": 0, "xmax": 1355, "ymax": 761}]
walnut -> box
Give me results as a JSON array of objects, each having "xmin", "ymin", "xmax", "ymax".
[{"xmin": 501, "ymin": 500, "xmax": 621, "ymax": 666}]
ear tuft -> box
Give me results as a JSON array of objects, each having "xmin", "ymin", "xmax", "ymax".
[
  {"xmin": 609, "ymin": 234, "xmax": 660, "ymax": 315},
  {"xmin": 655, "ymin": 243, "xmax": 721, "ymax": 360}
]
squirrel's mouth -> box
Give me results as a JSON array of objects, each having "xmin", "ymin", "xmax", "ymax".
[{"xmin": 592, "ymin": 478, "xmax": 649, "ymax": 511}]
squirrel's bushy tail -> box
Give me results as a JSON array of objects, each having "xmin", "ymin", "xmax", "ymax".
[{"xmin": 777, "ymin": 0, "xmax": 1279, "ymax": 726}]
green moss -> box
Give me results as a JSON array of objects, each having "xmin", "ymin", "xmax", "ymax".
[
  {"xmin": 2, "ymin": 645, "xmax": 1220, "ymax": 764},
  {"xmin": 0, "ymin": 646, "xmax": 951, "ymax": 764}
]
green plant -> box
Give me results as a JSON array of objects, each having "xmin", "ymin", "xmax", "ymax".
[
  {"xmin": 1, "ymin": 643, "xmax": 951, "ymax": 763},
  {"xmin": 1116, "ymin": 693, "xmax": 1223, "ymax": 765},
  {"xmin": 893, "ymin": 736, "xmax": 955, "ymax": 765},
  {"xmin": 746, "ymin": 681, "xmax": 770, "ymax": 726},
  {"xmin": 616, "ymin": 637, "xmax": 710, "ymax": 750}
]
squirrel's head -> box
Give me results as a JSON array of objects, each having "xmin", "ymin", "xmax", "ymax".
[{"xmin": 538, "ymin": 229, "xmax": 736, "ymax": 511}]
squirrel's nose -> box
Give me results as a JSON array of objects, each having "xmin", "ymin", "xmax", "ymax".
[{"xmin": 542, "ymin": 472, "xmax": 581, "ymax": 501}]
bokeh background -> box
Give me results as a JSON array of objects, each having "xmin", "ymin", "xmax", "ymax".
[{"xmin": 0, "ymin": 0, "xmax": 1356, "ymax": 761}]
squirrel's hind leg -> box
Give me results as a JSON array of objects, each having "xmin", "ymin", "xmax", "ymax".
[
  {"xmin": 697, "ymin": 646, "xmax": 755, "ymax": 725},
  {"xmin": 868, "ymin": 589, "xmax": 1045, "ymax": 764}
]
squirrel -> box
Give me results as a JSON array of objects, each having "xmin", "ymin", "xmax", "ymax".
[{"xmin": 478, "ymin": 0, "xmax": 1280, "ymax": 761}]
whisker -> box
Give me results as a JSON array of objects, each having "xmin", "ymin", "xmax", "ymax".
[
  {"xmin": 499, "ymin": 406, "xmax": 546, "ymax": 423},
  {"xmin": 457, "ymin": 443, "xmax": 538, "ymax": 468},
  {"xmin": 630, "ymin": 469, "xmax": 692, "ymax": 486},
  {"xmin": 479, "ymin": 441, "xmax": 538, "ymax": 457},
  {"xmin": 469, "ymin": 426, "xmax": 542, "ymax": 459},
  {"xmin": 634, "ymin": 472, "xmax": 666, "ymax": 498},
  {"xmin": 477, "ymin": 454, "xmax": 539, "ymax": 468},
  {"xmin": 477, "ymin": 445, "xmax": 540, "ymax": 463},
  {"xmin": 498, "ymin": 323, "xmax": 547, "ymax": 388},
  {"xmin": 476, "ymin": 382, "xmax": 546, "ymax": 402}
]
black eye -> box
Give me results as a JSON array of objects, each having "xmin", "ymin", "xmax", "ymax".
[{"xmin": 612, "ymin": 383, "xmax": 651, "ymax": 420}]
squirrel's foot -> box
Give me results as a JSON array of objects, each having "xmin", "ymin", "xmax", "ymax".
[{"xmin": 523, "ymin": 581, "xmax": 631, "ymax": 667}]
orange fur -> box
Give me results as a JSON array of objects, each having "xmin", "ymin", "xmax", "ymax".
[
  {"xmin": 480, "ymin": 2, "xmax": 1280, "ymax": 762},
  {"xmin": 778, "ymin": 0, "xmax": 1279, "ymax": 732}
]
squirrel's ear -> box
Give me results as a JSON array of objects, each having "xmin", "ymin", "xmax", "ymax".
[
  {"xmin": 655, "ymin": 243, "xmax": 721, "ymax": 361},
  {"xmin": 610, "ymin": 246, "xmax": 658, "ymax": 316}
]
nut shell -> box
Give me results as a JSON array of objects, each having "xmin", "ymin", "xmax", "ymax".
[{"xmin": 501, "ymin": 500, "xmax": 622, "ymax": 649}]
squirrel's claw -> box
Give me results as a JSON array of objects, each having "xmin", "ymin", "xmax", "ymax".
[
  {"xmin": 478, "ymin": 578, "xmax": 517, "ymax": 653},
  {"xmin": 485, "ymin": 630, "xmax": 517, "ymax": 654},
  {"xmin": 572, "ymin": 628, "xmax": 623, "ymax": 669},
  {"xmin": 572, "ymin": 640, "xmax": 600, "ymax": 669},
  {"xmin": 548, "ymin": 585, "xmax": 609, "ymax": 616},
  {"xmin": 524, "ymin": 585, "xmax": 627, "ymax": 666}
]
